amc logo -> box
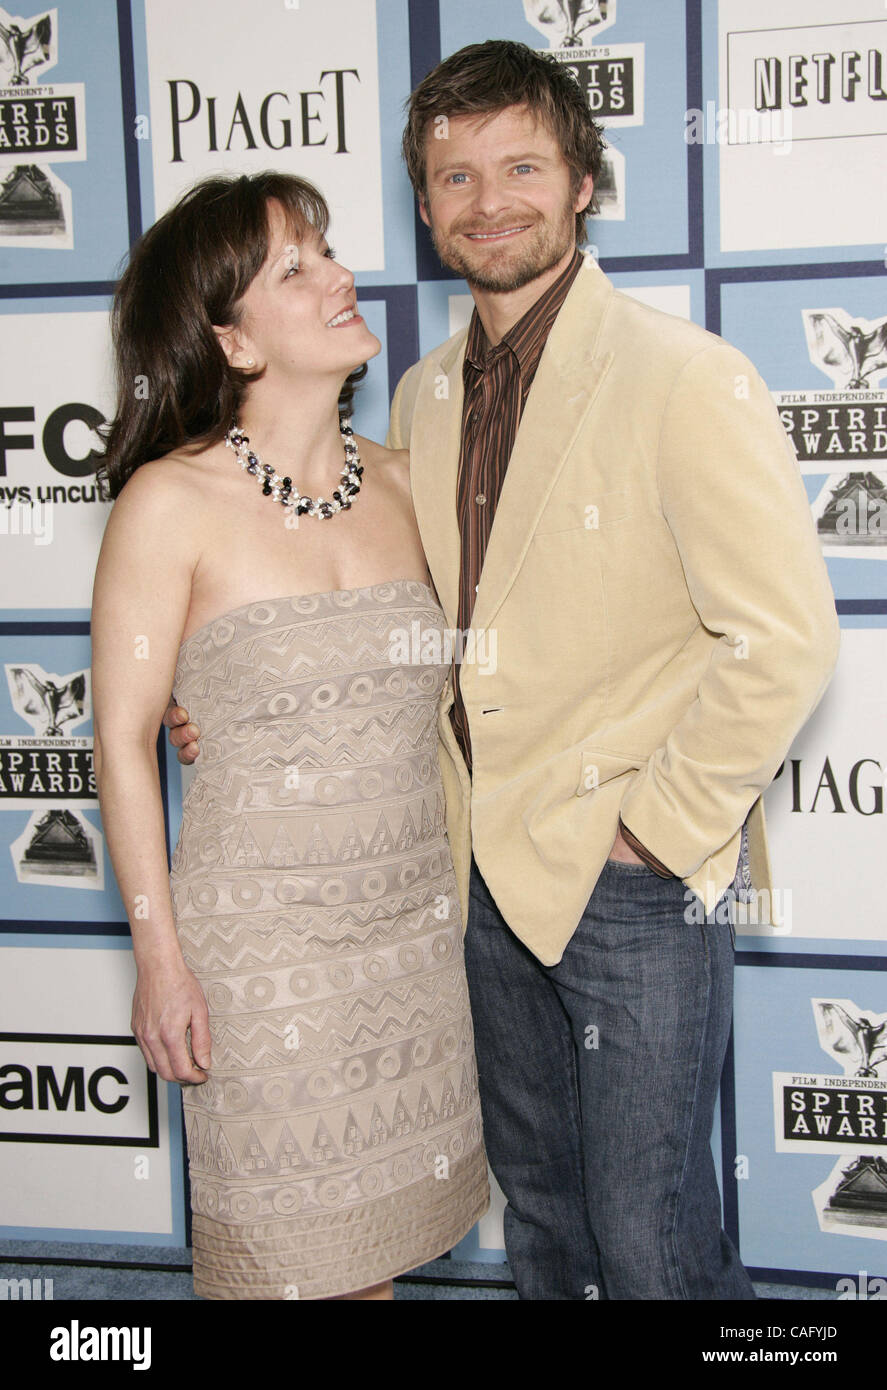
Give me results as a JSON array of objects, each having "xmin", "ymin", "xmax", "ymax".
[{"xmin": 0, "ymin": 1034, "xmax": 158, "ymax": 1147}]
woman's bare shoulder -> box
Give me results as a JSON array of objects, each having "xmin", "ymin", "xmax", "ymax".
[
  {"xmin": 103, "ymin": 449, "xmax": 222, "ymax": 560},
  {"xmin": 113, "ymin": 443, "xmax": 220, "ymax": 511},
  {"xmin": 354, "ymin": 435, "xmax": 410, "ymax": 495}
]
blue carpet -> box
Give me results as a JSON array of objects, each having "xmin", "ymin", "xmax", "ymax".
[{"xmin": 0, "ymin": 1240, "xmax": 841, "ymax": 1299}]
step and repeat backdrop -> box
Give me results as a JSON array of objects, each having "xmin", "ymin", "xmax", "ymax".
[{"xmin": 0, "ymin": 0, "xmax": 885, "ymax": 1288}]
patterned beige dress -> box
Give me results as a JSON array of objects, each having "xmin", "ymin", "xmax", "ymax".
[{"xmin": 169, "ymin": 579, "xmax": 489, "ymax": 1299}]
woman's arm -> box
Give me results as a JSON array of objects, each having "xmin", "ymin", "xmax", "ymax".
[{"xmin": 92, "ymin": 463, "xmax": 210, "ymax": 1085}]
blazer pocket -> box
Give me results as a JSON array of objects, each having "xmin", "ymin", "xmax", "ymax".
[
  {"xmin": 534, "ymin": 489, "xmax": 630, "ymax": 536},
  {"xmin": 576, "ymin": 745, "xmax": 646, "ymax": 796}
]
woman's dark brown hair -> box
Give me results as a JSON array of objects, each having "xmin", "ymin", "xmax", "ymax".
[
  {"xmin": 402, "ymin": 40, "xmax": 606, "ymax": 243},
  {"xmin": 97, "ymin": 171, "xmax": 366, "ymax": 499}
]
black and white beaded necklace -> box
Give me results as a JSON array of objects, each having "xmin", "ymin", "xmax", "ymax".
[{"xmin": 225, "ymin": 419, "xmax": 363, "ymax": 520}]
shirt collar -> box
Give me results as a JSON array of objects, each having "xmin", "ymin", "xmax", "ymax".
[{"xmin": 464, "ymin": 245, "xmax": 584, "ymax": 378}]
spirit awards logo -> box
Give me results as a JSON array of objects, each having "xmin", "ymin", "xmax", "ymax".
[
  {"xmin": 8, "ymin": 662, "xmax": 86, "ymax": 737},
  {"xmin": 523, "ymin": 0, "xmax": 643, "ymax": 224},
  {"xmin": 0, "ymin": 6, "xmax": 86, "ymax": 249},
  {"xmin": 805, "ymin": 311, "xmax": 887, "ymax": 394},
  {"xmin": 523, "ymin": 0, "xmax": 614, "ymax": 48},
  {"xmin": 773, "ymin": 998, "xmax": 887, "ymax": 1157},
  {"xmin": 1, "ymin": 661, "xmax": 102, "ymax": 889},
  {"xmin": 817, "ymin": 1001, "xmax": 887, "ymax": 1080},
  {"xmin": 773, "ymin": 998, "xmax": 887, "ymax": 1241},
  {"xmin": 773, "ymin": 308, "xmax": 887, "ymax": 553},
  {"xmin": 0, "ymin": 9, "xmax": 49, "ymax": 83},
  {"xmin": 816, "ymin": 1001, "xmax": 887, "ymax": 1240}
]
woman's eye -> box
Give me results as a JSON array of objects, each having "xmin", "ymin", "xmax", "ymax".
[
  {"xmin": 284, "ymin": 246, "xmax": 334, "ymax": 277},
  {"xmin": 514, "ymin": 165, "xmax": 534, "ymax": 174},
  {"xmin": 449, "ymin": 173, "xmax": 468, "ymax": 185}
]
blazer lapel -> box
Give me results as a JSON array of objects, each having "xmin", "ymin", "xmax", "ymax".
[
  {"xmin": 409, "ymin": 333, "xmax": 467, "ymax": 630},
  {"xmin": 409, "ymin": 256, "xmax": 615, "ymax": 634},
  {"xmin": 471, "ymin": 259, "xmax": 614, "ymax": 634}
]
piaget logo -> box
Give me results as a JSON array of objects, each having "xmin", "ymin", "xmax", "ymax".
[
  {"xmin": 144, "ymin": 0, "xmax": 385, "ymax": 272},
  {"xmin": 165, "ymin": 68, "xmax": 361, "ymax": 164}
]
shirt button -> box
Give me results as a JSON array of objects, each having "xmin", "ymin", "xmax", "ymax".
[{"xmin": 475, "ymin": 493, "xmax": 486, "ymax": 505}]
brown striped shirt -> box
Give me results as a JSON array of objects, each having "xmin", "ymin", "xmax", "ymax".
[{"xmin": 449, "ymin": 246, "xmax": 583, "ymax": 772}]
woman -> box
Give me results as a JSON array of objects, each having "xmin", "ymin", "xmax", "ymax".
[{"xmin": 92, "ymin": 171, "xmax": 489, "ymax": 1301}]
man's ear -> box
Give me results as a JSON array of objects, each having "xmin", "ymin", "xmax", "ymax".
[
  {"xmin": 573, "ymin": 173, "xmax": 595, "ymax": 214},
  {"xmin": 418, "ymin": 197, "xmax": 431, "ymax": 230},
  {"xmin": 214, "ymin": 324, "xmax": 255, "ymax": 370}
]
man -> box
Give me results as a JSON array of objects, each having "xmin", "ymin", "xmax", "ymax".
[{"xmin": 168, "ymin": 41, "xmax": 839, "ymax": 1298}]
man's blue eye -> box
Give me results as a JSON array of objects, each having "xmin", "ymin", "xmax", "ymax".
[
  {"xmin": 449, "ymin": 173, "xmax": 467, "ymax": 184},
  {"xmin": 515, "ymin": 165, "xmax": 534, "ymax": 174}
]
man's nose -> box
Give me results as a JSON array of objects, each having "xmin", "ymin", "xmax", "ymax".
[{"xmin": 470, "ymin": 173, "xmax": 512, "ymax": 220}]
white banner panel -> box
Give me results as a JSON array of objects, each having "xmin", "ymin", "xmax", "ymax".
[
  {"xmin": 760, "ymin": 628, "xmax": 887, "ymax": 940},
  {"xmin": 144, "ymin": 0, "xmax": 385, "ymax": 272},
  {"xmin": 718, "ymin": 0, "xmax": 887, "ymax": 251},
  {"xmin": 0, "ymin": 945, "xmax": 175, "ymax": 1234},
  {"xmin": 0, "ymin": 309, "xmax": 112, "ymax": 609}
]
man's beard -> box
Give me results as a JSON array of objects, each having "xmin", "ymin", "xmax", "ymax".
[{"xmin": 428, "ymin": 201, "xmax": 576, "ymax": 294}]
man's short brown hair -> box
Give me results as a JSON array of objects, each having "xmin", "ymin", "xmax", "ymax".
[{"xmin": 402, "ymin": 39, "xmax": 606, "ymax": 243}]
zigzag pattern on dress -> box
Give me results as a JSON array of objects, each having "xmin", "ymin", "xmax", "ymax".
[
  {"xmin": 205, "ymin": 978, "xmax": 473, "ymax": 1070},
  {"xmin": 169, "ymin": 581, "xmax": 488, "ymax": 1298},
  {"xmin": 166, "ymin": 907, "xmax": 452, "ymax": 974},
  {"xmin": 212, "ymin": 1000, "xmax": 472, "ymax": 1070},
  {"xmin": 195, "ymin": 705, "xmax": 441, "ymax": 774}
]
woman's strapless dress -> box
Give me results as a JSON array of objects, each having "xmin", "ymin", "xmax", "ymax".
[{"xmin": 169, "ymin": 579, "xmax": 489, "ymax": 1299}]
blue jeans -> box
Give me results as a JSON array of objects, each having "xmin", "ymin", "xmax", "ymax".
[{"xmin": 463, "ymin": 854, "xmax": 755, "ymax": 1300}]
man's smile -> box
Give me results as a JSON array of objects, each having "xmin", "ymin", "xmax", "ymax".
[{"xmin": 463, "ymin": 225, "xmax": 532, "ymax": 241}]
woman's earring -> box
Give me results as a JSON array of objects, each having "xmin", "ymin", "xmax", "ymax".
[{"xmin": 245, "ymin": 358, "xmax": 255, "ymax": 367}]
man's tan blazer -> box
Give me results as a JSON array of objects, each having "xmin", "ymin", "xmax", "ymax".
[{"xmin": 387, "ymin": 253, "xmax": 840, "ymax": 966}]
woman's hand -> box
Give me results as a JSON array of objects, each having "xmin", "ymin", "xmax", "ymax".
[{"xmin": 132, "ymin": 958, "xmax": 212, "ymax": 1084}]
